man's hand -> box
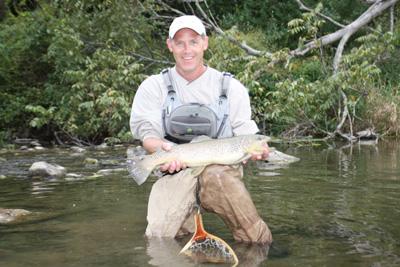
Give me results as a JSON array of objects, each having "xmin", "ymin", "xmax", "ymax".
[
  {"xmin": 142, "ymin": 138, "xmax": 187, "ymax": 173},
  {"xmin": 159, "ymin": 142, "xmax": 187, "ymax": 173},
  {"xmin": 243, "ymin": 144, "xmax": 269, "ymax": 164}
]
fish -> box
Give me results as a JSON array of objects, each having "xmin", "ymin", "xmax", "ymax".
[
  {"xmin": 179, "ymin": 208, "xmax": 239, "ymax": 267},
  {"xmin": 127, "ymin": 134, "xmax": 270, "ymax": 185}
]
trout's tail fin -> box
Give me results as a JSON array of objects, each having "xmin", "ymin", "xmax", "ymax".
[{"xmin": 126, "ymin": 152, "xmax": 153, "ymax": 185}]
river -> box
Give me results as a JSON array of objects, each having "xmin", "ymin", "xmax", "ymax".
[{"xmin": 0, "ymin": 140, "xmax": 399, "ymax": 267}]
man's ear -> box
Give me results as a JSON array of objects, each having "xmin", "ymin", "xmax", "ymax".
[
  {"xmin": 203, "ymin": 36, "xmax": 209, "ymax": 51},
  {"xmin": 166, "ymin": 38, "xmax": 173, "ymax": 52}
]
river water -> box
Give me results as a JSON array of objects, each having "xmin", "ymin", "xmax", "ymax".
[{"xmin": 0, "ymin": 140, "xmax": 399, "ymax": 267}]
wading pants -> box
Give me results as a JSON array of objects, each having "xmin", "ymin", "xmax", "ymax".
[{"xmin": 145, "ymin": 164, "xmax": 272, "ymax": 244}]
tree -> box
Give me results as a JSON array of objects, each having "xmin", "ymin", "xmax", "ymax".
[{"xmin": 157, "ymin": 0, "xmax": 400, "ymax": 141}]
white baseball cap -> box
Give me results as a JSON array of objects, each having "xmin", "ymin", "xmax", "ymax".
[{"xmin": 168, "ymin": 15, "xmax": 206, "ymax": 39}]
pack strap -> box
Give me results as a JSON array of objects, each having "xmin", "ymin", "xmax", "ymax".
[
  {"xmin": 161, "ymin": 68, "xmax": 175, "ymax": 93},
  {"xmin": 220, "ymin": 72, "xmax": 232, "ymax": 98},
  {"xmin": 215, "ymin": 72, "xmax": 232, "ymax": 138}
]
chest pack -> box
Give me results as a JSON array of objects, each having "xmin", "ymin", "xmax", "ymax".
[{"xmin": 161, "ymin": 68, "xmax": 233, "ymax": 143}]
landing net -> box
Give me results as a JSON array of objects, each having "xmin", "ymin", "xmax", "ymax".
[{"xmin": 180, "ymin": 210, "xmax": 238, "ymax": 266}]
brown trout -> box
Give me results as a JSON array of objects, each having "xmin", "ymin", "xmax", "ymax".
[{"xmin": 127, "ymin": 134, "xmax": 270, "ymax": 185}]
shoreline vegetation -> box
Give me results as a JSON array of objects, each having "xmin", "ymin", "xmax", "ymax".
[{"xmin": 1, "ymin": 1, "xmax": 399, "ymax": 147}]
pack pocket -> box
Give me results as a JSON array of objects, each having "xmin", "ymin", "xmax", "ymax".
[
  {"xmin": 165, "ymin": 104, "xmax": 218, "ymax": 141},
  {"xmin": 170, "ymin": 120, "xmax": 212, "ymax": 136}
]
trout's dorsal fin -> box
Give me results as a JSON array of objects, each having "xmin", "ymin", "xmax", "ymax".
[{"xmin": 190, "ymin": 135, "xmax": 212, "ymax": 143}]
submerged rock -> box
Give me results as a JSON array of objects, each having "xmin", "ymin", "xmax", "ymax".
[
  {"xmin": 0, "ymin": 208, "xmax": 31, "ymax": 224},
  {"xmin": 96, "ymin": 168, "xmax": 126, "ymax": 175},
  {"xmin": 66, "ymin": 173, "xmax": 83, "ymax": 178},
  {"xmin": 65, "ymin": 173, "xmax": 86, "ymax": 181},
  {"xmin": 29, "ymin": 161, "xmax": 66, "ymax": 178},
  {"xmin": 258, "ymin": 171, "xmax": 281, "ymax": 177}
]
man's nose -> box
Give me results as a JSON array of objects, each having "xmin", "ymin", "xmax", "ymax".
[{"xmin": 183, "ymin": 43, "xmax": 190, "ymax": 51}]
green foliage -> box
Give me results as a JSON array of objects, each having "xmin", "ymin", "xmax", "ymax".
[
  {"xmin": 57, "ymin": 49, "xmax": 144, "ymax": 140},
  {"xmin": 1, "ymin": 0, "xmax": 400, "ymax": 145},
  {"xmin": 0, "ymin": 5, "xmax": 52, "ymax": 141},
  {"xmin": 288, "ymin": 3, "xmax": 325, "ymax": 49},
  {"xmin": 1, "ymin": 0, "xmax": 159, "ymax": 144}
]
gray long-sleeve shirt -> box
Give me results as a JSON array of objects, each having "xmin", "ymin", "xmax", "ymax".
[{"xmin": 130, "ymin": 66, "xmax": 259, "ymax": 141}]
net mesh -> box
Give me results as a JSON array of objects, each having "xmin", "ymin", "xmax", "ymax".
[
  {"xmin": 182, "ymin": 235, "xmax": 237, "ymax": 264},
  {"xmin": 180, "ymin": 210, "xmax": 238, "ymax": 266}
]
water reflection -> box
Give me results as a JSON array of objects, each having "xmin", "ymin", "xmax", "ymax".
[
  {"xmin": 146, "ymin": 237, "xmax": 270, "ymax": 267},
  {"xmin": 146, "ymin": 238, "xmax": 193, "ymax": 267},
  {"xmin": 31, "ymin": 181, "xmax": 56, "ymax": 197}
]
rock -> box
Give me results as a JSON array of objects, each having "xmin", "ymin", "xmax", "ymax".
[
  {"xmin": 0, "ymin": 157, "xmax": 6, "ymax": 162},
  {"xmin": 34, "ymin": 146, "xmax": 45, "ymax": 151},
  {"xmin": 0, "ymin": 175, "xmax": 6, "ymax": 179},
  {"xmin": 71, "ymin": 153, "xmax": 85, "ymax": 157},
  {"xmin": 100, "ymin": 159, "xmax": 120, "ymax": 166},
  {"xmin": 85, "ymin": 173, "xmax": 102, "ymax": 180},
  {"xmin": 65, "ymin": 173, "xmax": 85, "ymax": 181},
  {"xmin": 20, "ymin": 146, "xmax": 28, "ymax": 150},
  {"xmin": 30, "ymin": 141, "xmax": 41, "ymax": 147},
  {"xmin": 84, "ymin": 157, "xmax": 99, "ymax": 166},
  {"xmin": 258, "ymin": 172, "xmax": 281, "ymax": 177},
  {"xmin": 71, "ymin": 146, "xmax": 86, "ymax": 153},
  {"xmin": 66, "ymin": 173, "xmax": 83, "ymax": 178},
  {"xmin": 0, "ymin": 208, "xmax": 31, "ymax": 224},
  {"xmin": 95, "ymin": 143, "xmax": 108, "ymax": 150},
  {"xmin": 96, "ymin": 168, "xmax": 126, "ymax": 175},
  {"xmin": 28, "ymin": 161, "xmax": 66, "ymax": 178}
]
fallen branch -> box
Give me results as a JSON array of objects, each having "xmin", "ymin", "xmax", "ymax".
[
  {"xmin": 294, "ymin": 0, "xmax": 345, "ymax": 28},
  {"xmin": 390, "ymin": 3, "xmax": 395, "ymax": 32},
  {"xmin": 194, "ymin": 0, "xmax": 269, "ymax": 57},
  {"xmin": 292, "ymin": 0, "xmax": 399, "ymax": 57}
]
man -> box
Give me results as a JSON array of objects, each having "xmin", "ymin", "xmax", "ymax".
[{"xmin": 130, "ymin": 15, "xmax": 272, "ymax": 244}]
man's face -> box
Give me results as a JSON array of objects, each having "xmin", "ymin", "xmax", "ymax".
[{"xmin": 167, "ymin": 28, "xmax": 208, "ymax": 79}]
